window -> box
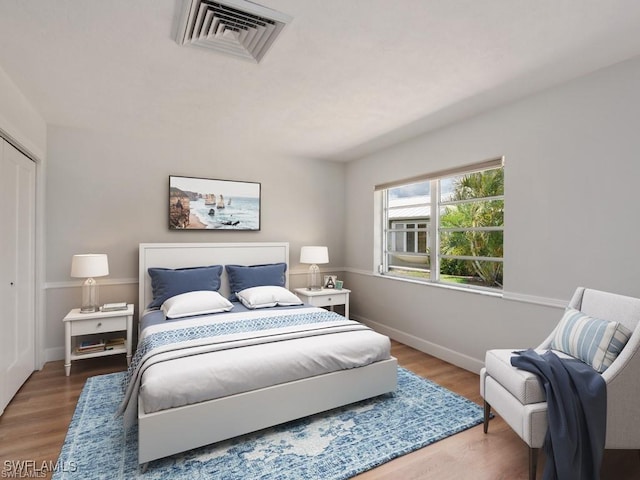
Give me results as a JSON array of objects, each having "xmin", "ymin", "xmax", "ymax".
[{"xmin": 377, "ymin": 158, "xmax": 504, "ymax": 290}]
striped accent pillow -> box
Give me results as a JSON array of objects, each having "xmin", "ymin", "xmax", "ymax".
[{"xmin": 550, "ymin": 308, "xmax": 632, "ymax": 372}]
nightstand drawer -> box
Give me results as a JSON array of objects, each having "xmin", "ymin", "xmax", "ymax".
[
  {"xmin": 309, "ymin": 293, "xmax": 346, "ymax": 307},
  {"xmin": 70, "ymin": 316, "xmax": 127, "ymax": 336}
]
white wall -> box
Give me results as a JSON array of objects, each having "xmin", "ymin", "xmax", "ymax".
[
  {"xmin": 344, "ymin": 55, "xmax": 640, "ymax": 372},
  {"xmin": 12, "ymin": 53, "xmax": 640, "ymax": 370},
  {"xmin": 44, "ymin": 126, "xmax": 345, "ymax": 360},
  {"xmin": 0, "ymin": 65, "xmax": 46, "ymax": 159}
]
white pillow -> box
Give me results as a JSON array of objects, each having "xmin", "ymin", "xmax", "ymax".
[
  {"xmin": 161, "ymin": 290, "xmax": 233, "ymax": 319},
  {"xmin": 236, "ymin": 286, "xmax": 303, "ymax": 309}
]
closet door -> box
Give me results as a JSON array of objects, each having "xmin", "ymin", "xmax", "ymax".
[{"xmin": 0, "ymin": 139, "xmax": 36, "ymax": 414}]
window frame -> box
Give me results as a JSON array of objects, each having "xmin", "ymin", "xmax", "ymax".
[{"xmin": 377, "ymin": 157, "xmax": 504, "ymax": 291}]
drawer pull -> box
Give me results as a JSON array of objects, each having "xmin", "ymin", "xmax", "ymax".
[
  {"xmin": 328, "ymin": 298, "xmax": 332, "ymax": 302},
  {"xmin": 97, "ymin": 322, "xmax": 102, "ymax": 328}
]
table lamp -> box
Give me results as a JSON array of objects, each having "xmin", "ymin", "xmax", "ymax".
[
  {"xmin": 71, "ymin": 254, "xmax": 109, "ymax": 313},
  {"xmin": 300, "ymin": 246, "xmax": 328, "ymax": 290}
]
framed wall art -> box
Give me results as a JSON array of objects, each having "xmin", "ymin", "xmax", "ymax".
[{"xmin": 169, "ymin": 175, "xmax": 261, "ymax": 231}]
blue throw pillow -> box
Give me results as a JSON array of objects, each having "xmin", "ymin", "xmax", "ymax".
[
  {"xmin": 225, "ymin": 263, "xmax": 287, "ymax": 301},
  {"xmin": 148, "ymin": 265, "xmax": 223, "ymax": 308}
]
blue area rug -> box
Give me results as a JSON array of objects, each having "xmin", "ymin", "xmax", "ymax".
[{"xmin": 54, "ymin": 368, "xmax": 483, "ymax": 479}]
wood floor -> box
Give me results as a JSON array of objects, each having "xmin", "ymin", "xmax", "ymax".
[{"xmin": 1, "ymin": 341, "xmax": 639, "ymax": 479}]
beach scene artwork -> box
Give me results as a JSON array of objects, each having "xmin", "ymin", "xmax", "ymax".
[{"xmin": 169, "ymin": 176, "xmax": 261, "ymax": 230}]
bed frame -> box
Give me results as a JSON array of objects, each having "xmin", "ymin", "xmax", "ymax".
[{"xmin": 137, "ymin": 242, "xmax": 398, "ymax": 466}]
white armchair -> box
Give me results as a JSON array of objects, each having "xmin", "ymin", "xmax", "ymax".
[{"xmin": 480, "ymin": 287, "xmax": 640, "ymax": 480}]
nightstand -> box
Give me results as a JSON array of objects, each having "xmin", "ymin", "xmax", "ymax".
[
  {"xmin": 294, "ymin": 288, "xmax": 351, "ymax": 319},
  {"xmin": 63, "ymin": 304, "xmax": 134, "ymax": 376}
]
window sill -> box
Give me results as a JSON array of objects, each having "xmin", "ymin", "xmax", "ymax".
[{"xmin": 377, "ymin": 272, "xmax": 504, "ymax": 298}]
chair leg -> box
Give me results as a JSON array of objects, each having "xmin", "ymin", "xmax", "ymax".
[
  {"xmin": 483, "ymin": 400, "xmax": 491, "ymax": 434},
  {"xmin": 529, "ymin": 447, "xmax": 538, "ymax": 480}
]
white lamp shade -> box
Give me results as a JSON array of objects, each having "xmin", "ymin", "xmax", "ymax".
[
  {"xmin": 71, "ymin": 254, "xmax": 109, "ymax": 278},
  {"xmin": 300, "ymin": 246, "xmax": 329, "ymax": 264}
]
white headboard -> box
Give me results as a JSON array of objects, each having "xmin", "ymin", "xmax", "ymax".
[{"xmin": 139, "ymin": 242, "xmax": 290, "ymax": 312}]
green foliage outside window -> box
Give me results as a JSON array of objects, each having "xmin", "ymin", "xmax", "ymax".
[{"xmin": 440, "ymin": 168, "xmax": 504, "ymax": 287}]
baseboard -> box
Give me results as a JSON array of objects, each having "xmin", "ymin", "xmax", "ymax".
[
  {"xmin": 353, "ymin": 314, "xmax": 485, "ymax": 374},
  {"xmin": 44, "ymin": 346, "xmax": 65, "ymax": 363}
]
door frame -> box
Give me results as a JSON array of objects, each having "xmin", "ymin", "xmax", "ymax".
[{"xmin": 1, "ymin": 130, "xmax": 44, "ymax": 371}]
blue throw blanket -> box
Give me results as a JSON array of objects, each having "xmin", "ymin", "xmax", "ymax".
[{"xmin": 511, "ymin": 349, "xmax": 606, "ymax": 480}]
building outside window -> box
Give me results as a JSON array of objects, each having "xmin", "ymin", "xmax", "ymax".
[{"xmin": 377, "ymin": 158, "xmax": 504, "ymax": 291}]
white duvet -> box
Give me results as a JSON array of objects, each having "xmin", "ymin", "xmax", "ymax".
[{"xmin": 128, "ymin": 307, "xmax": 390, "ymax": 416}]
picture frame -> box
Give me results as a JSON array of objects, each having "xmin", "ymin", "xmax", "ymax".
[
  {"xmin": 323, "ymin": 275, "xmax": 337, "ymax": 289},
  {"xmin": 169, "ymin": 176, "xmax": 261, "ymax": 231}
]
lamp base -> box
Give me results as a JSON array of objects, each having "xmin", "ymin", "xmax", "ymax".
[
  {"xmin": 80, "ymin": 277, "xmax": 99, "ymax": 314},
  {"xmin": 307, "ymin": 264, "xmax": 322, "ymax": 290}
]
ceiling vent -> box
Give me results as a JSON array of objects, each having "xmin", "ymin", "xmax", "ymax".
[{"xmin": 176, "ymin": 0, "xmax": 292, "ymax": 63}]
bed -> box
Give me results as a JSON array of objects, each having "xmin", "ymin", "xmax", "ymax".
[{"xmin": 123, "ymin": 242, "xmax": 398, "ymax": 468}]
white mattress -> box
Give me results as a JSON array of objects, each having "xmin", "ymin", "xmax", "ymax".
[{"xmin": 139, "ymin": 307, "xmax": 391, "ymax": 414}]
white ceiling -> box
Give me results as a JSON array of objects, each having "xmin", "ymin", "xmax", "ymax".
[{"xmin": 1, "ymin": 0, "xmax": 640, "ymax": 161}]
